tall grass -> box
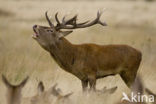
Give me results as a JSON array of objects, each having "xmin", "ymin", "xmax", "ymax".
[{"xmin": 0, "ymin": 1, "xmax": 156, "ymax": 104}]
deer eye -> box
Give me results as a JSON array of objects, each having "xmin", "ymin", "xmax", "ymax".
[{"xmin": 47, "ymin": 29, "xmax": 53, "ymax": 33}]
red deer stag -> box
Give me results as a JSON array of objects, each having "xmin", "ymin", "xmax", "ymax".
[{"xmin": 32, "ymin": 11, "xmax": 142, "ymax": 91}]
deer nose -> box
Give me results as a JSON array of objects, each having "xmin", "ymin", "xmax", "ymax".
[{"xmin": 33, "ymin": 25, "xmax": 37, "ymax": 29}]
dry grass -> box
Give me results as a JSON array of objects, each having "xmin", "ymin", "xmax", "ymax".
[
  {"xmin": 0, "ymin": 0, "xmax": 156, "ymax": 104},
  {"xmin": 0, "ymin": 8, "xmax": 14, "ymax": 16}
]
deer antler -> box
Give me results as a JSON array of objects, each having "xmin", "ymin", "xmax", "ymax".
[
  {"xmin": 47, "ymin": 11, "xmax": 107, "ymax": 30},
  {"xmin": 57, "ymin": 11, "xmax": 107, "ymax": 30}
]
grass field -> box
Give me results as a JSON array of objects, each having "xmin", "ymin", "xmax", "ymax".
[{"xmin": 0, "ymin": 0, "xmax": 156, "ymax": 104}]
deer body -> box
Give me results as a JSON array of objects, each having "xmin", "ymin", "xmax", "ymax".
[
  {"xmin": 47, "ymin": 36, "xmax": 141, "ymax": 90},
  {"xmin": 33, "ymin": 11, "xmax": 142, "ymax": 91}
]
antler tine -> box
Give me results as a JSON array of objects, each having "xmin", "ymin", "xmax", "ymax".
[
  {"xmin": 55, "ymin": 12, "xmax": 60, "ymax": 25},
  {"xmin": 68, "ymin": 14, "xmax": 77, "ymax": 25},
  {"xmin": 45, "ymin": 11, "xmax": 55, "ymax": 28},
  {"xmin": 63, "ymin": 14, "xmax": 78, "ymax": 25},
  {"xmin": 62, "ymin": 16, "xmax": 66, "ymax": 25},
  {"xmin": 56, "ymin": 14, "xmax": 78, "ymax": 30},
  {"xmin": 77, "ymin": 20, "xmax": 90, "ymax": 25},
  {"xmin": 97, "ymin": 10, "xmax": 107, "ymax": 26}
]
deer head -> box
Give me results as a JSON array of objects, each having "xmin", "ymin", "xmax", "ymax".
[
  {"xmin": 2, "ymin": 75, "xmax": 28, "ymax": 104},
  {"xmin": 31, "ymin": 81, "xmax": 73, "ymax": 104},
  {"xmin": 33, "ymin": 11, "xmax": 107, "ymax": 51}
]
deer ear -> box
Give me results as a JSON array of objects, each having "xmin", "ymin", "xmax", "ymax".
[
  {"xmin": 18, "ymin": 76, "xmax": 29, "ymax": 88},
  {"xmin": 2, "ymin": 74, "xmax": 12, "ymax": 88},
  {"xmin": 37, "ymin": 81, "xmax": 44, "ymax": 95},
  {"xmin": 51, "ymin": 83, "xmax": 60, "ymax": 97},
  {"xmin": 58, "ymin": 31, "xmax": 73, "ymax": 38}
]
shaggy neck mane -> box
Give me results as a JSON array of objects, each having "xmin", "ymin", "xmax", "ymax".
[{"xmin": 49, "ymin": 38, "xmax": 76, "ymax": 72}]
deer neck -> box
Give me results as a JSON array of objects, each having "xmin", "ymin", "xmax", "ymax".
[{"xmin": 49, "ymin": 38, "xmax": 76, "ymax": 71}]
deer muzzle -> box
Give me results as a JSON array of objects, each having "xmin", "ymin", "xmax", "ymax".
[{"xmin": 33, "ymin": 25, "xmax": 39, "ymax": 39}]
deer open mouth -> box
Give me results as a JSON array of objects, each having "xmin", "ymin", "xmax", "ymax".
[{"xmin": 33, "ymin": 25, "xmax": 39, "ymax": 39}]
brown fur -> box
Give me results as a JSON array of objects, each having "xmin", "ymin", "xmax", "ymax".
[{"xmin": 49, "ymin": 38, "xmax": 142, "ymax": 90}]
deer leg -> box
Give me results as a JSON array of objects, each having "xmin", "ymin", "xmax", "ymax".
[
  {"xmin": 120, "ymin": 68, "xmax": 137, "ymax": 88},
  {"xmin": 88, "ymin": 76, "xmax": 96, "ymax": 91},
  {"xmin": 81, "ymin": 80, "xmax": 88, "ymax": 92}
]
